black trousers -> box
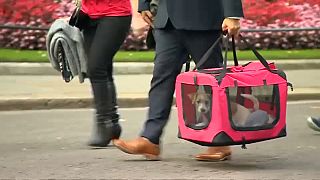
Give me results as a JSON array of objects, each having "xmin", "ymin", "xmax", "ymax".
[
  {"xmin": 141, "ymin": 26, "xmax": 223, "ymax": 144},
  {"xmin": 82, "ymin": 16, "xmax": 132, "ymax": 83}
]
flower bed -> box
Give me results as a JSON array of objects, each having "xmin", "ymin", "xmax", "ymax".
[
  {"xmin": 0, "ymin": 0, "xmax": 73, "ymax": 49},
  {"xmin": 237, "ymin": 0, "xmax": 320, "ymax": 49},
  {"xmin": 0, "ymin": 0, "xmax": 319, "ymax": 50}
]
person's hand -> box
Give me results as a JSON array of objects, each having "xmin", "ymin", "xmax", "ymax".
[
  {"xmin": 141, "ymin": 10, "xmax": 154, "ymax": 27},
  {"xmin": 222, "ymin": 18, "xmax": 241, "ymax": 36}
]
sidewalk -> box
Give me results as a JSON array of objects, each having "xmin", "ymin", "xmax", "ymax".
[
  {"xmin": 1, "ymin": 59, "xmax": 320, "ymax": 75},
  {"xmin": 0, "ymin": 61, "xmax": 320, "ymax": 111}
]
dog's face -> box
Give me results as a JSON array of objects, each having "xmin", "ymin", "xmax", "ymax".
[{"xmin": 188, "ymin": 92, "xmax": 211, "ymax": 114}]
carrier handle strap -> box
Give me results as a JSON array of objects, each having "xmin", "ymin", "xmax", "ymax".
[
  {"xmin": 238, "ymin": 34, "xmax": 272, "ymax": 71},
  {"xmin": 222, "ymin": 34, "xmax": 272, "ymax": 72},
  {"xmin": 185, "ymin": 55, "xmax": 192, "ymax": 72},
  {"xmin": 217, "ymin": 36, "xmax": 230, "ymax": 82},
  {"xmin": 232, "ymin": 36, "xmax": 238, "ymax": 66},
  {"xmin": 194, "ymin": 33, "xmax": 238, "ymax": 71},
  {"xmin": 195, "ymin": 32, "xmax": 273, "ymax": 75},
  {"xmin": 217, "ymin": 34, "xmax": 274, "ymax": 84}
]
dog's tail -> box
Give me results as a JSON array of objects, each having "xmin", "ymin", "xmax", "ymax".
[{"xmin": 240, "ymin": 94, "xmax": 259, "ymax": 110}]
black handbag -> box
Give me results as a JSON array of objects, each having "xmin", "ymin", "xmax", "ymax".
[
  {"xmin": 69, "ymin": 1, "xmax": 90, "ymax": 30},
  {"xmin": 146, "ymin": 27, "xmax": 156, "ymax": 49}
]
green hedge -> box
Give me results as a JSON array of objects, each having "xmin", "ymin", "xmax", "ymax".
[{"xmin": 0, "ymin": 48, "xmax": 319, "ymax": 63}]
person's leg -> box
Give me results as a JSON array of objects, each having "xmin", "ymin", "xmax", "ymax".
[
  {"xmin": 182, "ymin": 30, "xmax": 223, "ymax": 69},
  {"xmin": 113, "ymin": 28, "xmax": 188, "ymax": 159},
  {"xmin": 141, "ymin": 29, "xmax": 188, "ymax": 144},
  {"xmin": 82, "ymin": 19, "xmax": 97, "ymax": 57},
  {"xmin": 87, "ymin": 16, "xmax": 131, "ymax": 82},
  {"xmin": 182, "ymin": 30, "xmax": 231, "ymax": 161},
  {"xmin": 84, "ymin": 16, "xmax": 131, "ymax": 147}
]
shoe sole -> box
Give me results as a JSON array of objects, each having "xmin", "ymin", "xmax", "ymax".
[
  {"xmin": 144, "ymin": 154, "xmax": 161, "ymax": 161},
  {"xmin": 307, "ymin": 117, "xmax": 320, "ymax": 132},
  {"xmin": 87, "ymin": 143, "xmax": 109, "ymax": 148},
  {"xmin": 114, "ymin": 143, "xmax": 161, "ymax": 161},
  {"xmin": 195, "ymin": 155, "xmax": 231, "ymax": 162}
]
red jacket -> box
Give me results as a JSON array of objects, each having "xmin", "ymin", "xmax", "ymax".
[{"xmin": 81, "ymin": 0, "xmax": 132, "ymax": 18}]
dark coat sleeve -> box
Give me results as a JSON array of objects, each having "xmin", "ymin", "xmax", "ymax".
[
  {"xmin": 138, "ymin": 0, "xmax": 150, "ymax": 12},
  {"xmin": 222, "ymin": 0, "xmax": 244, "ymax": 18}
]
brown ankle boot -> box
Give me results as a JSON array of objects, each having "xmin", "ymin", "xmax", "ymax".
[
  {"xmin": 113, "ymin": 137, "xmax": 160, "ymax": 160},
  {"xmin": 195, "ymin": 146, "xmax": 232, "ymax": 161}
]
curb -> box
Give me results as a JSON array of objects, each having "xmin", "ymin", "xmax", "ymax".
[
  {"xmin": 0, "ymin": 59, "xmax": 320, "ymax": 75},
  {"xmin": 0, "ymin": 97, "xmax": 148, "ymax": 111},
  {"xmin": 1, "ymin": 92, "xmax": 320, "ymax": 111},
  {"xmin": 0, "ymin": 62, "xmax": 154, "ymax": 75}
]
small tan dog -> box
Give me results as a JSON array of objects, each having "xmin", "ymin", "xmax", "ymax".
[
  {"xmin": 230, "ymin": 94, "xmax": 259, "ymax": 126},
  {"xmin": 188, "ymin": 86, "xmax": 211, "ymax": 127},
  {"xmin": 231, "ymin": 94, "xmax": 274, "ymax": 127}
]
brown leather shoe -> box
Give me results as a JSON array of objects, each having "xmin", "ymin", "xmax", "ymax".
[
  {"xmin": 195, "ymin": 146, "xmax": 232, "ymax": 161},
  {"xmin": 113, "ymin": 137, "xmax": 160, "ymax": 160}
]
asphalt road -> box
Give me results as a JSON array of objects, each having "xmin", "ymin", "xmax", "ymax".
[{"xmin": 0, "ymin": 101, "xmax": 320, "ymax": 179}]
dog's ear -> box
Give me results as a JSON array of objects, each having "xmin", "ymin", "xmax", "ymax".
[
  {"xmin": 188, "ymin": 93, "xmax": 197, "ymax": 104},
  {"xmin": 204, "ymin": 93, "xmax": 211, "ymax": 100}
]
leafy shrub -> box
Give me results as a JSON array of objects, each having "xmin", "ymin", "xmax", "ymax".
[
  {"xmin": 242, "ymin": 0, "xmax": 300, "ymax": 26},
  {"xmin": 121, "ymin": 26, "xmax": 149, "ymax": 51},
  {"xmin": 0, "ymin": 0, "xmax": 319, "ymax": 50},
  {"xmin": 0, "ymin": 0, "xmax": 72, "ymax": 49},
  {"xmin": 238, "ymin": 2, "xmax": 320, "ymax": 49}
]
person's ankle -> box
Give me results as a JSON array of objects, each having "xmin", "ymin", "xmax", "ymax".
[{"xmin": 141, "ymin": 136, "xmax": 159, "ymax": 145}]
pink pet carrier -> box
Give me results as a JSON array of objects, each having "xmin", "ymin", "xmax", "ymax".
[{"xmin": 175, "ymin": 34, "xmax": 293, "ymax": 148}]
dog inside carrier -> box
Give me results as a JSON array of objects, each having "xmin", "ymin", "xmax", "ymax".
[
  {"xmin": 181, "ymin": 83, "xmax": 280, "ymax": 131},
  {"xmin": 182, "ymin": 84, "xmax": 212, "ymax": 129}
]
